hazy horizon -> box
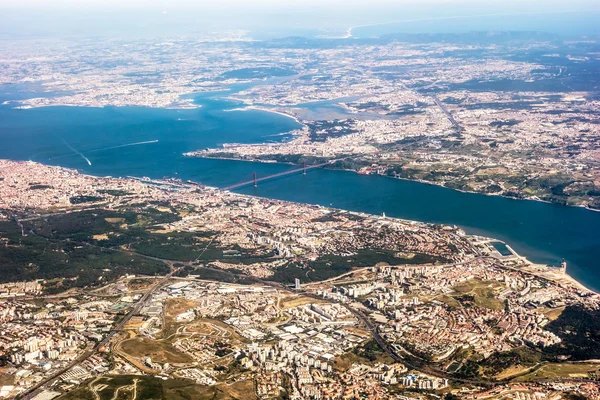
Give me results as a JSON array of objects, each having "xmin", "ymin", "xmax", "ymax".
[{"xmin": 1, "ymin": 0, "xmax": 600, "ymax": 39}]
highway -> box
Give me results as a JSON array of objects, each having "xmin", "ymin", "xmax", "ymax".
[
  {"xmin": 295, "ymin": 288, "xmax": 498, "ymax": 388},
  {"xmin": 432, "ymin": 95, "xmax": 462, "ymax": 129},
  {"xmin": 19, "ymin": 265, "xmax": 183, "ymax": 400},
  {"xmin": 344, "ymin": 303, "xmax": 498, "ymax": 387},
  {"xmin": 12, "ymin": 209, "xmax": 599, "ymax": 395}
]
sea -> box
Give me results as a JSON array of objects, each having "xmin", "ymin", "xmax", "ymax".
[{"xmin": 1, "ymin": 86, "xmax": 600, "ymax": 292}]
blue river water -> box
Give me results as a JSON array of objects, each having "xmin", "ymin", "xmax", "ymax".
[{"xmin": 1, "ymin": 90, "xmax": 599, "ymax": 291}]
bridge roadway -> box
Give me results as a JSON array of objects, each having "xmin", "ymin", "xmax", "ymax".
[{"xmin": 223, "ymin": 160, "xmax": 338, "ymax": 191}]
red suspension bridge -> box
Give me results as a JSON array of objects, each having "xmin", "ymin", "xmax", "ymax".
[{"xmin": 223, "ymin": 159, "xmax": 343, "ymax": 191}]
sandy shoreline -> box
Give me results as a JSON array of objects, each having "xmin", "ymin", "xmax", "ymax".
[
  {"xmin": 522, "ymin": 263, "xmax": 598, "ymax": 295},
  {"xmin": 223, "ymin": 105, "xmax": 303, "ymax": 125}
]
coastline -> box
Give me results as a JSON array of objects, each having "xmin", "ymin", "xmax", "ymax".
[
  {"xmin": 161, "ymin": 164, "xmax": 600, "ymax": 295},
  {"xmin": 2, "ymin": 157, "xmax": 598, "ymax": 295},
  {"xmin": 223, "ymin": 105, "xmax": 303, "ymax": 125},
  {"xmin": 8, "ymin": 102, "xmax": 202, "ymax": 111},
  {"xmin": 14, "ymin": 93, "xmax": 594, "ymax": 212},
  {"xmin": 524, "ymin": 263, "xmax": 598, "ymax": 295},
  {"xmin": 186, "ymin": 152, "xmax": 600, "ymax": 213},
  {"xmin": 115, "ymin": 168, "xmax": 600, "ymax": 296},
  {"xmin": 381, "ymin": 173, "xmax": 600, "ymax": 213}
]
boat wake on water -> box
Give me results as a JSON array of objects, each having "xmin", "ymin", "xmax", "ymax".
[
  {"xmin": 56, "ymin": 136, "xmax": 92, "ymax": 166},
  {"xmin": 87, "ymin": 140, "xmax": 160, "ymax": 153},
  {"xmin": 49, "ymin": 140, "xmax": 159, "ymax": 162}
]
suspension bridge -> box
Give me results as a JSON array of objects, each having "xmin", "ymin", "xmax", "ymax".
[{"xmin": 223, "ymin": 159, "xmax": 342, "ymax": 191}]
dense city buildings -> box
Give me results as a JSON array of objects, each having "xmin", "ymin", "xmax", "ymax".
[
  {"xmin": 0, "ymin": 13, "xmax": 599, "ymax": 399},
  {"xmin": 0, "ymin": 161, "xmax": 599, "ymax": 399},
  {"xmin": 2, "ymin": 33, "xmax": 596, "ymax": 207}
]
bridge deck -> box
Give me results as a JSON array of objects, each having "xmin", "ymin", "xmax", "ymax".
[{"xmin": 223, "ymin": 161, "xmax": 331, "ymax": 190}]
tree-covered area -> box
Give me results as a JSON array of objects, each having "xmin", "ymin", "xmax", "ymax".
[
  {"xmin": 2, "ymin": 205, "xmax": 447, "ymax": 292},
  {"xmin": 0, "ymin": 219, "xmax": 168, "ymax": 292},
  {"xmin": 22, "ymin": 208, "xmax": 226, "ymax": 262},
  {"xmin": 544, "ymin": 304, "xmax": 600, "ymax": 360},
  {"xmin": 0, "ymin": 206, "xmax": 206, "ymax": 291},
  {"xmin": 479, "ymin": 348, "xmax": 543, "ymax": 378},
  {"xmin": 352, "ymin": 339, "xmax": 387, "ymax": 362},
  {"xmin": 96, "ymin": 189, "xmax": 131, "ymax": 196},
  {"xmin": 190, "ymin": 267, "xmax": 240, "ymax": 283},
  {"xmin": 28, "ymin": 184, "xmax": 53, "ymax": 190},
  {"xmin": 271, "ymin": 249, "xmax": 444, "ymax": 284},
  {"xmin": 69, "ymin": 195, "xmax": 104, "ymax": 204},
  {"xmin": 28, "ymin": 208, "xmax": 181, "ymax": 239}
]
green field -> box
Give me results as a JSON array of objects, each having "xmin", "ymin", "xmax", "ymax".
[
  {"xmin": 272, "ymin": 249, "xmax": 445, "ymax": 284},
  {"xmin": 120, "ymin": 337, "xmax": 194, "ymax": 364},
  {"xmin": 452, "ymin": 279, "xmax": 505, "ymax": 311},
  {"xmin": 454, "ymin": 347, "xmax": 543, "ymax": 380},
  {"xmin": 335, "ymin": 339, "xmax": 392, "ymax": 371}
]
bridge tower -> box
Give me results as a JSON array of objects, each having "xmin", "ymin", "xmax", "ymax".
[
  {"xmin": 253, "ymin": 172, "xmax": 257, "ymax": 188},
  {"xmin": 303, "ymin": 161, "xmax": 307, "ymax": 175}
]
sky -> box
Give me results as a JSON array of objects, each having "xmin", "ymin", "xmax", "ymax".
[{"xmin": 0, "ymin": 0, "xmax": 599, "ymax": 39}]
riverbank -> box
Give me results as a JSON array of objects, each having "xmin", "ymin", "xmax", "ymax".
[
  {"xmin": 382, "ymin": 173, "xmax": 600, "ymax": 213},
  {"xmin": 187, "ymin": 151, "xmax": 600, "ymax": 213},
  {"xmin": 152, "ymin": 173, "xmax": 600, "ymax": 296},
  {"xmin": 2, "ymin": 103, "xmax": 599, "ymax": 293},
  {"xmin": 127, "ymin": 169, "xmax": 599, "ymax": 295}
]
